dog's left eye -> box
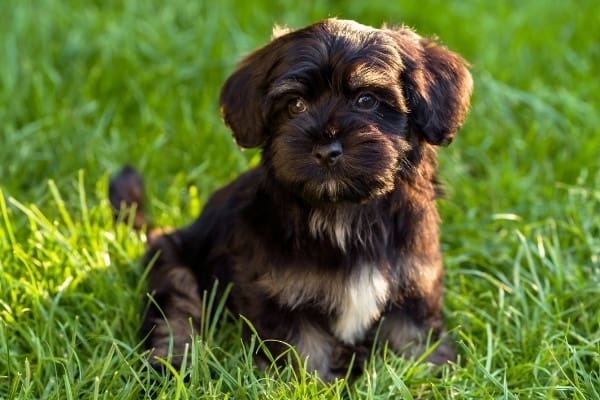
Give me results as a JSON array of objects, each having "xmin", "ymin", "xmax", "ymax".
[
  {"xmin": 288, "ymin": 98, "xmax": 308, "ymax": 115},
  {"xmin": 355, "ymin": 93, "xmax": 378, "ymax": 110}
]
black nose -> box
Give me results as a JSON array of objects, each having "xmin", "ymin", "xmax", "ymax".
[{"xmin": 313, "ymin": 141, "xmax": 343, "ymax": 166}]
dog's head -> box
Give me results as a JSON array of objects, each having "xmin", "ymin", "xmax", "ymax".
[{"xmin": 220, "ymin": 19, "xmax": 472, "ymax": 204}]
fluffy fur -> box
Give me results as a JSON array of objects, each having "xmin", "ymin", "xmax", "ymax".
[{"xmin": 110, "ymin": 18, "xmax": 472, "ymax": 382}]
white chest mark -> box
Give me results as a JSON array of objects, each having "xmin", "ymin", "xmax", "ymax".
[{"xmin": 333, "ymin": 267, "xmax": 390, "ymax": 344}]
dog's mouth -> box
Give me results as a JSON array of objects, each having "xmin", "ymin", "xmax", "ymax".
[
  {"xmin": 300, "ymin": 171, "xmax": 396, "ymax": 204},
  {"xmin": 304, "ymin": 177, "xmax": 347, "ymax": 203},
  {"xmin": 276, "ymin": 152, "xmax": 397, "ymax": 204}
]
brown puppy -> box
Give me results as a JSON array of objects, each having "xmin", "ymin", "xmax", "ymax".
[{"xmin": 110, "ymin": 18, "xmax": 472, "ymax": 381}]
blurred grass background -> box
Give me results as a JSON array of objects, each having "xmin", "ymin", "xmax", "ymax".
[{"xmin": 1, "ymin": 0, "xmax": 599, "ymax": 398}]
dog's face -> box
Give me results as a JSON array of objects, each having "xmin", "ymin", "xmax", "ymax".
[{"xmin": 220, "ymin": 19, "xmax": 472, "ymax": 204}]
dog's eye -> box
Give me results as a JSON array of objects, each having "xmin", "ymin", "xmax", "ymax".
[
  {"xmin": 288, "ymin": 98, "xmax": 308, "ymax": 115},
  {"xmin": 355, "ymin": 93, "xmax": 378, "ymax": 110}
]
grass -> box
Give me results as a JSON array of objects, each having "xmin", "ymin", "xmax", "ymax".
[{"xmin": 1, "ymin": 0, "xmax": 599, "ymax": 398}]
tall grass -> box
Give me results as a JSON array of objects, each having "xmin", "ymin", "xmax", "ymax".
[{"xmin": 1, "ymin": 0, "xmax": 599, "ymax": 398}]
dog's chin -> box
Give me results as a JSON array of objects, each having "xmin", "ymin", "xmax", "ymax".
[
  {"xmin": 301, "ymin": 185, "xmax": 385, "ymax": 205},
  {"xmin": 271, "ymin": 157, "xmax": 401, "ymax": 206},
  {"xmin": 282, "ymin": 169, "xmax": 397, "ymax": 206}
]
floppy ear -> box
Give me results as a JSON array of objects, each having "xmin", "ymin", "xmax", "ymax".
[
  {"xmin": 390, "ymin": 29, "xmax": 473, "ymax": 146},
  {"xmin": 219, "ymin": 32, "xmax": 290, "ymax": 149}
]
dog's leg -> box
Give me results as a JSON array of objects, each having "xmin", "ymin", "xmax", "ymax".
[
  {"xmin": 377, "ymin": 303, "xmax": 455, "ymax": 365},
  {"xmin": 251, "ymin": 304, "xmax": 368, "ymax": 382},
  {"xmin": 290, "ymin": 319, "xmax": 366, "ymax": 382},
  {"xmin": 109, "ymin": 167, "xmax": 202, "ymax": 369},
  {"xmin": 328, "ymin": 341, "xmax": 369, "ymax": 381},
  {"xmin": 140, "ymin": 233, "xmax": 203, "ymax": 369}
]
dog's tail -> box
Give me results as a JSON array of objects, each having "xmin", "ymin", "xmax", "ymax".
[{"xmin": 109, "ymin": 165, "xmax": 148, "ymax": 230}]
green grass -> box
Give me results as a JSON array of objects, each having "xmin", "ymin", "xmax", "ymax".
[{"xmin": 1, "ymin": 0, "xmax": 599, "ymax": 398}]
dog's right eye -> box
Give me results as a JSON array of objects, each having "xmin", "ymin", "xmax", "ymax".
[
  {"xmin": 355, "ymin": 93, "xmax": 379, "ymax": 110},
  {"xmin": 288, "ymin": 98, "xmax": 308, "ymax": 115}
]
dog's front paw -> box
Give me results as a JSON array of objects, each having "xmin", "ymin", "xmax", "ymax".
[
  {"xmin": 143, "ymin": 326, "xmax": 193, "ymax": 374},
  {"xmin": 326, "ymin": 343, "xmax": 369, "ymax": 381},
  {"xmin": 425, "ymin": 340, "xmax": 456, "ymax": 365}
]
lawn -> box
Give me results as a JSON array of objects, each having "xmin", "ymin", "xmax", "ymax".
[{"xmin": 1, "ymin": 0, "xmax": 599, "ymax": 398}]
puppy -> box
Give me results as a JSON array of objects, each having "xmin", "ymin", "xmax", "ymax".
[{"xmin": 110, "ymin": 18, "xmax": 472, "ymax": 381}]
